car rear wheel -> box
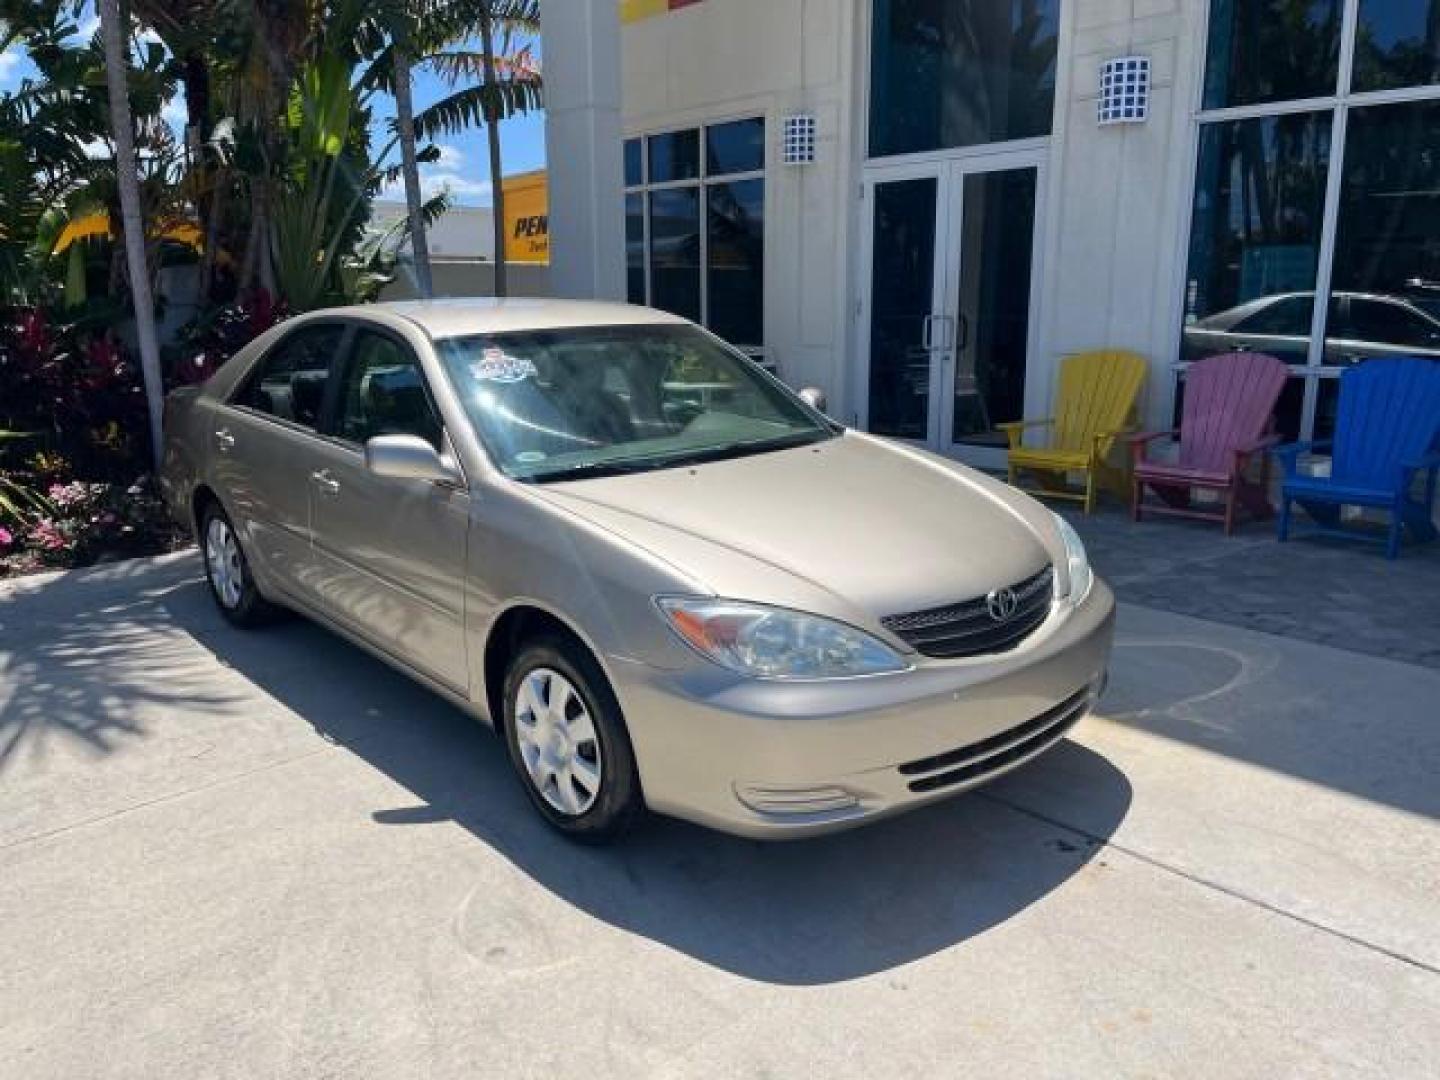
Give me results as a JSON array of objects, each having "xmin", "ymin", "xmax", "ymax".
[
  {"xmin": 502, "ymin": 637, "xmax": 643, "ymax": 842},
  {"xmin": 200, "ymin": 503, "xmax": 274, "ymax": 628}
]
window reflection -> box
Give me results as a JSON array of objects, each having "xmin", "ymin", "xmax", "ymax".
[
  {"xmin": 705, "ymin": 119, "xmax": 766, "ymax": 177},
  {"xmin": 1326, "ymin": 99, "xmax": 1440, "ymax": 361},
  {"xmin": 1354, "ymin": 0, "xmax": 1440, "ymax": 92},
  {"xmin": 625, "ymin": 193, "xmax": 645, "ymax": 305},
  {"xmin": 649, "ymin": 188, "xmax": 701, "ymax": 323},
  {"xmin": 868, "ymin": 0, "xmax": 1058, "ymax": 158},
  {"xmin": 1202, "ymin": 0, "xmax": 1341, "ymax": 108},
  {"xmin": 706, "ymin": 179, "xmax": 764, "ymax": 347},
  {"xmin": 1181, "ymin": 113, "xmax": 1332, "ymax": 366},
  {"xmin": 624, "ymin": 138, "xmax": 643, "ymax": 187},
  {"xmin": 649, "ymin": 130, "xmax": 700, "ymax": 184},
  {"xmin": 868, "ymin": 178, "xmax": 937, "ymax": 439}
]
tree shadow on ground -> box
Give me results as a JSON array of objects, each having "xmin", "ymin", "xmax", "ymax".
[{"xmin": 0, "ymin": 557, "xmax": 242, "ymax": 772}]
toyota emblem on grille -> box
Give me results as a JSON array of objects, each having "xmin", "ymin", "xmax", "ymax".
[{"xmin": 986, "ymin": 587, "xmax": 1019, "ymax": 622}]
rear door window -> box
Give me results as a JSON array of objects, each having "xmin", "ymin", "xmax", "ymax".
[{"xmin": 233, "ymin": 325, "xmax": 344, "ymax": 430}]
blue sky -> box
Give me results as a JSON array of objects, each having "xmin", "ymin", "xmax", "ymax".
[{"xmin": 0, "ymin": 11, "xmax": 547, "ymax": 208}]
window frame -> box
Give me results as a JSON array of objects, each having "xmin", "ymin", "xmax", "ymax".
[
  {"xmin": 1175, "ymin": 0, "xmax": 1440, "ymax": 444},
  {"xmin": 624, "ymin": 115, "xmax": 767, "ymax": 354}
]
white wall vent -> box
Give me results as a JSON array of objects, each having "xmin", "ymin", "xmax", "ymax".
[
  {"xmin": 1098, "ymin": 56, "xmax": 1150, "ymax": 125},
  {"xmin": 782, "ymin": 114, "xmax": 817, "ymax": 165}
]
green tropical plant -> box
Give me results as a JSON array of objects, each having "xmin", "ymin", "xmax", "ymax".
[
  {"xmin": 411, "ymin": 0, "xmax": 542, "ymax": 297},
  {"xmin": 337, "ymin": 188, "xmax": 451, "ymax": 302}
]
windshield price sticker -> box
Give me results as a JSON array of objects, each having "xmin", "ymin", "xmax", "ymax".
[{"xmin": 471, "ymin": 348, "xmax": 537, "ymax": 384}]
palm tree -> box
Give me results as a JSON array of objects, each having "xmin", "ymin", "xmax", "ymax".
[
  {"xmin": 422, "ymin": 0, "xmax": 541, "ymax": 297},
  {"xmin": 392, "ymin": 35, "xmax": 434, "ymax": 298},
  {"xmin": 98, "ymin": 0, "xmax": 164, "ymax": 470}
]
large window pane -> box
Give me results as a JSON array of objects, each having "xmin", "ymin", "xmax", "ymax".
[
  {"xmin": 706, "ymin": 179, "xmax": 764, "ymax": 346},
  {"xmin": 1202, "ymin": 0, "xmax": 1341, "ymax": 109},
  {"xmin": 648, "ymin": 130, "xmax": 699, "ymax": 183},
  {"xmin": 1180, "ymin": 112, "xmax": 1332, "ymax": 367},
  {"xmin": 649, "ymin": 188, "xmax": 701, "ymax": 322},
  {"xmin": 868, "ymin": 0, "xmax": 1058, "ymax": 158},
  {"xmin": 706, "ymin": 118, "xmax": 765, "ymax": 176},
  {"xmin": 867, "ymin": 178, "xmax": 937, "ymax": 439},
  {"xmin": 1354, "ymin": 0, "xmax": 1440, "ymax": 92},
  {"xmin": 625, "ymin": 193, "xmax": 646, "ymax": 305},
  {"xmin": 1325, "ymin": 100, "xmax": 1440, "ymax": 362},
  {"xmin": 952, "ymin": 168, "xmax": 1036, "ymax": 446}
]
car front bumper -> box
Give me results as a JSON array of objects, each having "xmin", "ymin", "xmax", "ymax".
[{"xmin": 609, "ymin": 579, "xmax": 1116, "ymax": 838}]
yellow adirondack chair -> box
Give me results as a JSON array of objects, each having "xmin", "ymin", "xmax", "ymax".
[{"xmin": 1000, "ymin": 350, "xmax": 1148, "ymax": 513}]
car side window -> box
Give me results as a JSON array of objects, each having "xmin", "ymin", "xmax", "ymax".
[
  {"xmin": 1348, "ymin": 299, "xmax": 1439, "ymax": 349},
  {"xmin": 233, "ymin": 325, "xmax": 343, "ymax": 430},
  {"xmin": 334, "ymin": 331, "xmax": 444, "ymax": 450},
  {"xmin": 1234, "ymin": 296, "xmax": 1312, "ymax": 337}
]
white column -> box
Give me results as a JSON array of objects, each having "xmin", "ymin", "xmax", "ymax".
[{"xmin": 540, "ymin": 0, "xmax": 626, "ymax": 301}]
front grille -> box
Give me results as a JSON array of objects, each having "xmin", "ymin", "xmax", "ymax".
[
  {"xmin": 881, "ymin": 565, "xmax": 1054, "ymax": 659},
  {"xmin": 899, "ymin": 686, "xmax": 1091, "ymax": 794}
]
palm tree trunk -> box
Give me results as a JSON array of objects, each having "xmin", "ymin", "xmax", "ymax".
[
  {"xmin": 99, "ymin": 0, "xmax": 165, "ymax": 471},
  {"xmin": 393, "ymin": 40, "xmax": 434, "ymax": 299},
  {"xmin": 480, "ymin": 9, "xmax": 507, "ymax": 297}
]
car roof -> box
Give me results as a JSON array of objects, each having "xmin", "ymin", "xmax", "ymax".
[{"xmin": 326, "ymin": 298, "xmax": 693, "ymax": 339}]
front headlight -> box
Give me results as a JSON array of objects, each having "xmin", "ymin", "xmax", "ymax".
[
  {"xmin": 656, "ymin": 597, "xmax": 909, "ymax": 679},
  {"xmin": 1054, "ymin": 513, "xmax": 1093, "ymax": 602}
]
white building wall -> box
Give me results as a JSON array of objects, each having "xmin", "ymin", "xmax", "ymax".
[
  {"xmin": 622, "ymin": 0, "xmax": 1208, "ymax": 433},
  {"xmin": 371, "ymin": 202, "xmax": 496, "ymax": 261},
  {"xmin": 1035, "ymin": 0, "xmax": 1205, "ymax": 432},
  {"xmin": 622, "ymin": 0, "xmax": 861, "ymax": 405}
]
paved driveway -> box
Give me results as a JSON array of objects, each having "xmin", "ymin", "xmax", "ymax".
[{"xmin": 2, "ymin": 554, "xmax": 1438, "ymax": 1078}]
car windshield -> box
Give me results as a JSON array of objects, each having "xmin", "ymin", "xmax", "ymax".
[{"xmin": 436, "ymin": 323, "xmax": 835, "ymax": 481}]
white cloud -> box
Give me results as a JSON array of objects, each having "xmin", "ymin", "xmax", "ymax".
[
  {"xmin": 435, "ymin": 144, "xmax": 465, "ymax": 170},
  {"xmin": 81, "ymin": 138, "xmax": 111, "ymax": 159},
  {"xmin": 77, "ymin": 14, "xmax": 101, "ymax": 39},
  {"xmin": 0, "ymin": 48, "xmax": 22, "ymax": 85},
  {"xmin": 380, "ymin": 169, "xmax": 492, "ymax": 204}
]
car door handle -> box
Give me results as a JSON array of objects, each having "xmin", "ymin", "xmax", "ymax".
[
  {"xmin": 309, "ymin": 469, "xmax": 340, "ymax": 495},
  {"xmin": 214, "ymin": 428, "xmax": 235, "ymax": 452}
]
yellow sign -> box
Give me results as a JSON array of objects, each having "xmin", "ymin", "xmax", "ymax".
[
  {"xmin": 620, "ymin": 0, "xmax": 702, "ymax": 24},
  {"xmin": 501, "ymin": 169, "xmax": 549, "ymax": 264}
]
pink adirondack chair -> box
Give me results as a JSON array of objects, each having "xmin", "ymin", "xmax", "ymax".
[{"xmin": 1129, "ymin": 351, "xmax": 1289, "ymax": 534}]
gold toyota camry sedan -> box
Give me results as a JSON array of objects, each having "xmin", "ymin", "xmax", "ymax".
[{"xmin": 161, "ymin": 299, "xmax": 1114, "ymax": 841}]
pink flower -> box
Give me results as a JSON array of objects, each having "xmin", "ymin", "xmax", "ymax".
[
  {"xmin": 30, "ymin": 518, "xmax": 69, "ymax": 552},
  {"xmin": 0, "ymin": 527, "xmax": 13, "ymax": 551}
]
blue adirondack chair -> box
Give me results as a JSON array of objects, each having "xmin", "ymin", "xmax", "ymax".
[{"xmin": 1274, "ymin": 358, "xmax": 1440, "ymax": 559}]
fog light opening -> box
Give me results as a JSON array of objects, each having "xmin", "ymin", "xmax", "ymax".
[{"xmin": 735, "ymin": 784, "xmax": 861, "ymax": 816}]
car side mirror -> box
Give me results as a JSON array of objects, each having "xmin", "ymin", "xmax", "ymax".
[
  {"xmin": 798, "ymin": 387, "xmax": 828, "ymax": 413},
  {"xmin": 365, "ymin": 434, "xmax": 463, "ymax": 486}
]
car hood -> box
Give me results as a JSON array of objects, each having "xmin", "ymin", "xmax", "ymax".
[{"xmin": 531, "ymin": 431, "xmax": 1060, "ymax": 625}]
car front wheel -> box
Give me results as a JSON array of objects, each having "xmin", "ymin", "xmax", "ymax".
[
  {"xmin": 200, "ymin": 503, "xmax": 274, "ymax": 628},
  {"xmin": 502, "ymin": 637, "xmax": 643, "ymax": 842}
]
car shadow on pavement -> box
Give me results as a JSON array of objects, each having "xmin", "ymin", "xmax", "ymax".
[{"xmin": 176, "ymin": 579, "xmax": 1133, "ymax": 987}]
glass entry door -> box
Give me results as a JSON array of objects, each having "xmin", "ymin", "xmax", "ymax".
[{"xmin": 862, "ymin": 153, "xmax": 1042, "ymax": 465}]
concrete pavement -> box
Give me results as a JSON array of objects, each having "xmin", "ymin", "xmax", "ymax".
[{"xmin": 2, "ymin": 553, "xmax": 1438, "ymax": 1078}]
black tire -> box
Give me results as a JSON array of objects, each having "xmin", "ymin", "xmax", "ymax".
[
  {"xmin": 199, "ymin": 501, "xmax": 276, "ymax": 628},
  {"xmin": 502, "ymin": 635, "xmax": 644, "ymax": 843}
]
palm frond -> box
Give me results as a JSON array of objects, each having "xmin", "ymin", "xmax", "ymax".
[{"xmin": 410, "ymin": 76, "xmax": 541, "ymax": 141}]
